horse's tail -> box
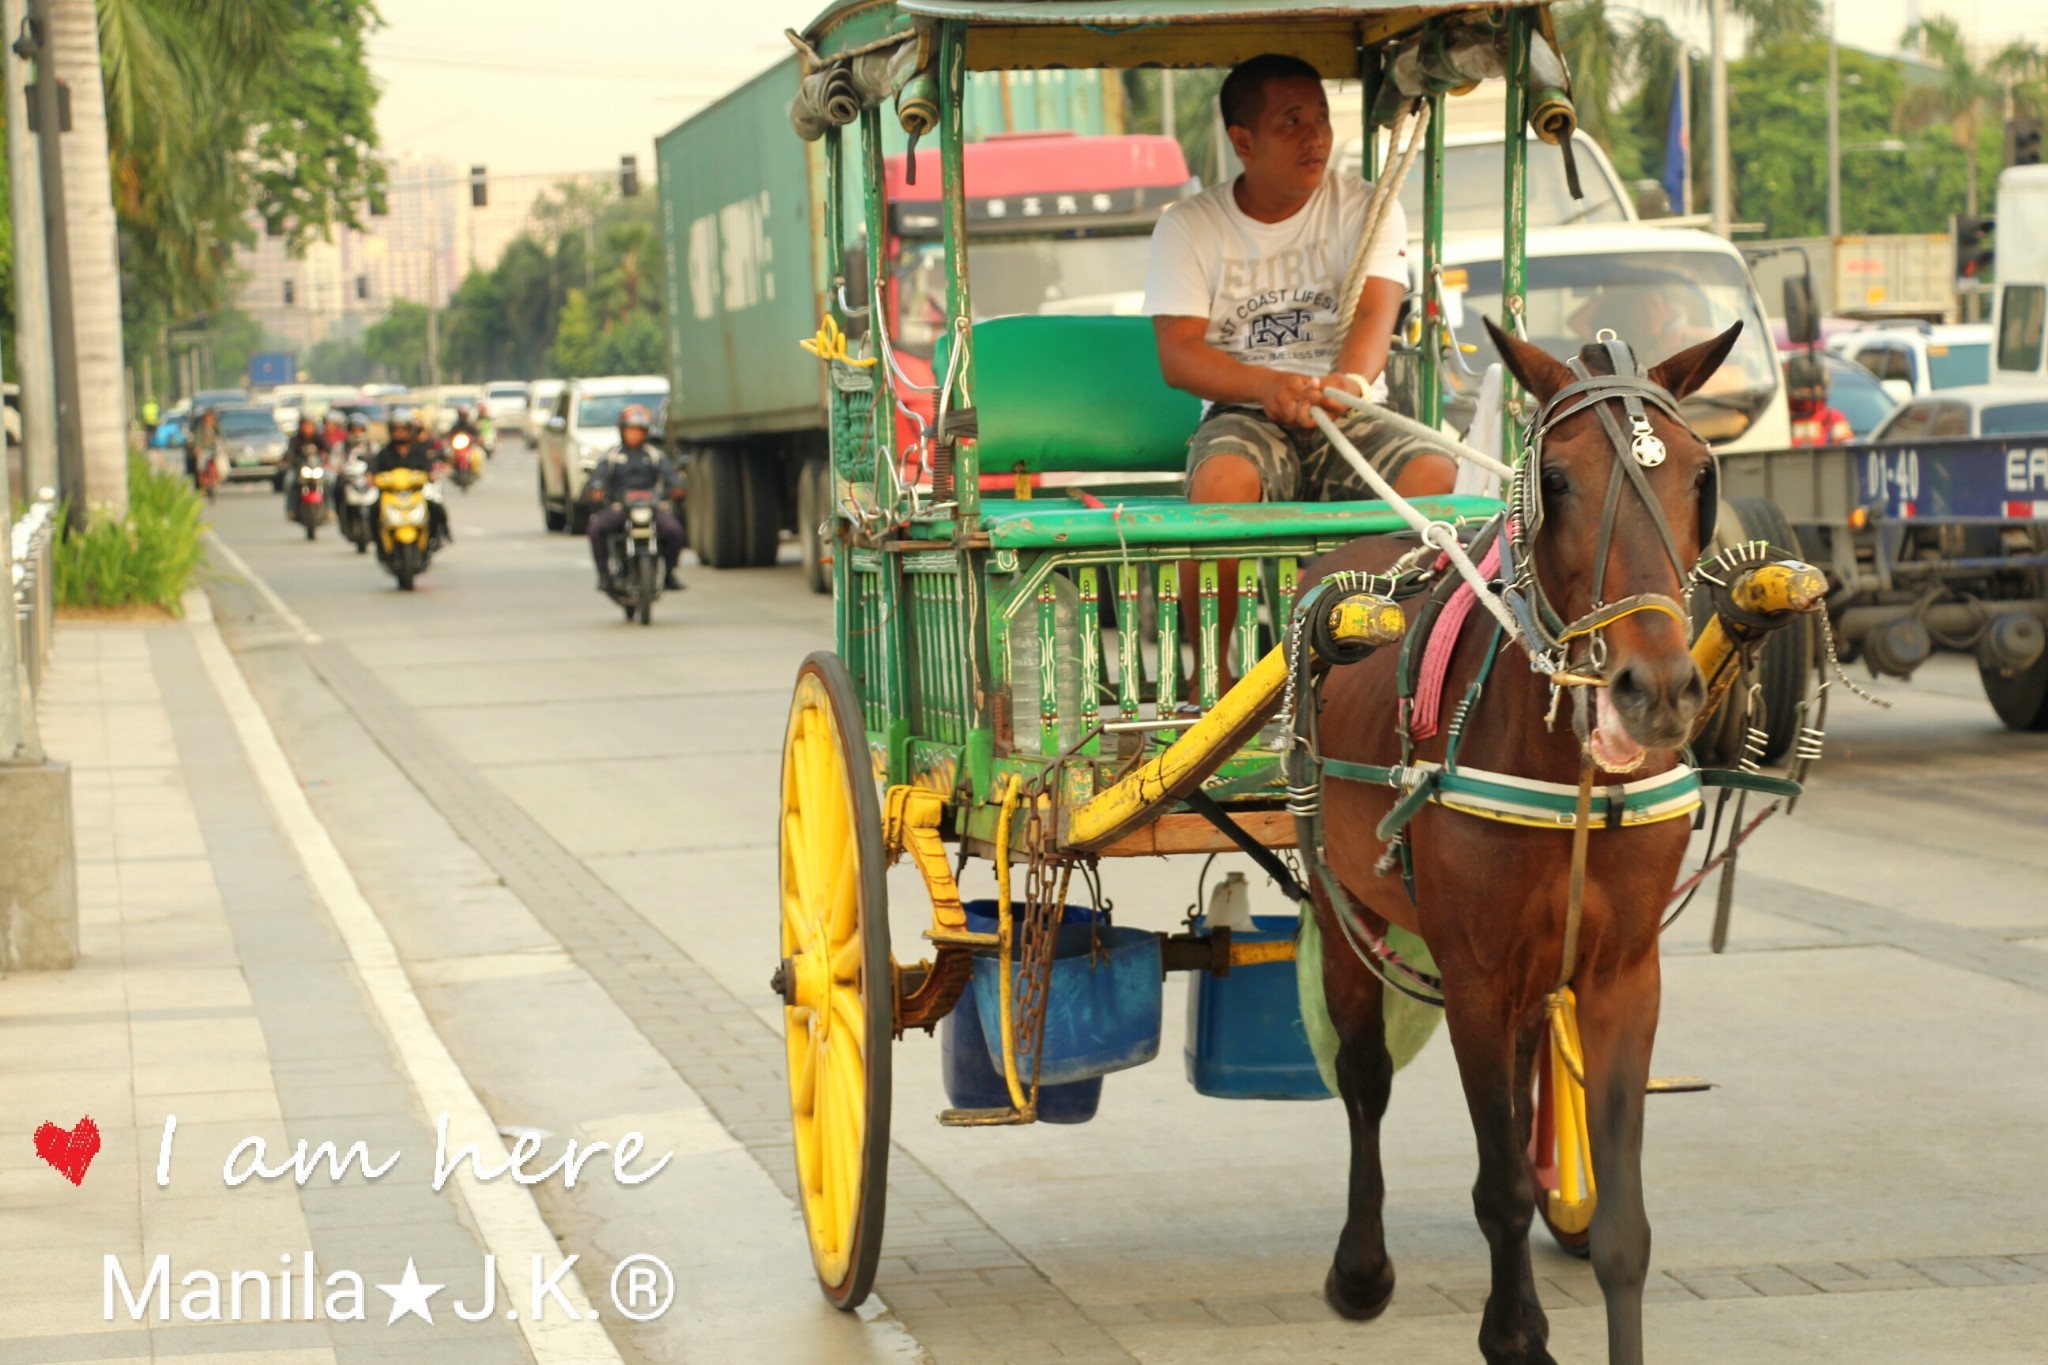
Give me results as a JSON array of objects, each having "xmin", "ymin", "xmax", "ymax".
[{"xmin": 1296, "ymin": 906, "xmax": 1445, "ymax": 1093}]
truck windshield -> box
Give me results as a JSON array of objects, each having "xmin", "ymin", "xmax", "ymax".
[
  {"xmin": 1925, "ymin": 342, "xmax": 1989, "ymax": 389},
  {"xmin": 1402, "ymin": 138, "xmax": 1629, "ymax": 234},
  {"xmin": 892, "ymin": 234, "xmax": 1155, "ymax": 356},
  {"xmin": 1443, "ymin": 250, "xmax": 1780, "ymax": 440}
]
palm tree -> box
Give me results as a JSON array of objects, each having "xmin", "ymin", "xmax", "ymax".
[
  {"xmin": 31, "ymin": 0, "xmax": 290, "ymax": 517},
  {"xmin": 1897, "ymin": 16, "xmax": 1999, "ymax": 217},
  {"xmin": 1990, "ymin": 40, "xmax": 2048, "ymax": 121}
]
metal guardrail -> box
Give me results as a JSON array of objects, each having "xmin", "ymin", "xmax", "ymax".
[{"xmin": 10, "ymin": 486, "xmax": 57, "ymax": 697}]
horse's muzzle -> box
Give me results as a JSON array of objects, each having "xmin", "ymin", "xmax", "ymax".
[{"xmin": 1607, "ymin": 653, "xmax": 1707, "ymax": 753}]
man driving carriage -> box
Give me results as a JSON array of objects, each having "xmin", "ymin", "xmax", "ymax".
[{"xmin": 1146, "ymin": 54, "xmax": 1460, "ymax": 506}]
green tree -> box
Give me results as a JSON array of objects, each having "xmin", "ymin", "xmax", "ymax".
[
  {"xmin": 303, "ymin": 335, "xmax": 373, "ymax": 386},
  {"xmin": 547, "ymin": 289, "xmax": 600, "ymax": 377},
  {"xmin": 364, "ymin": 301, "xmax": 429, "ymax": 386},
  {"xmin": 1897, "ymin": 16, "xmax": 2000, "ymax": 217}
]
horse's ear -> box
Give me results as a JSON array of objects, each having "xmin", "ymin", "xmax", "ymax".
[
  {"xmin": 1649, "ymin": 321, "xmax": 1744, "ymax": 401},
  {"xmin": 1484, "ymin": 316, "xmax": 1574, "ymax": 405}
]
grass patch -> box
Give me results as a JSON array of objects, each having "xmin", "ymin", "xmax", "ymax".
[{"xmin": 53, "ymin": 455, "xmax": 208, "ymax": 615}]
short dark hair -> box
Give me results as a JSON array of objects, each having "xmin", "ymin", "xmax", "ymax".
[{"xmin": 1219, "ymin": 54, "xmax": 1323, "ymax": 131}]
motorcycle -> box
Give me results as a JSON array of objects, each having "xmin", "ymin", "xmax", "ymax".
[
  {"xmin": 293, "ymin": 461, "xmax": 330, "ymax": 540},
  {"xmin": 373, "ymin": 468, "xmax": 438, "ymax": 591},
  {"xmin": 448, "ymin": 432, "xmax": 481, "ymax": 491},
  {"xmin": 600, "ymin": 489, "xmax": 666, "ymax": 626},
  {"xmin": 338, "ymin": 451, "xmax": 378, "ymax": 553},
  {"xmin": 194, "ymin": 448, "xmax": 224, "ymax": 502}
]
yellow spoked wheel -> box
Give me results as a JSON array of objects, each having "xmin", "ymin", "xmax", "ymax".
[{"xmin": 778, "ymin": 652, "xmax": 892, "ymax": 1309}]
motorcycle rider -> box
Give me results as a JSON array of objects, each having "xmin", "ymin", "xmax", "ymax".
[
  {"xmin": 183, "ymin": 408, "xmax": 223, "ymax": 489},
  {"xmin": 1786, "ymin": 353, "xmax": 1853, "ymax": 448},
  {"xmin": 446, "ymin": 404, "xmax": 484, "ymax": 478},
  {"xmin": 320, "ymin": 410, "xmax": 350, "ymax": 455},
  {"xmin": 369, "ymin": 407, "xmax": 451, "ymax": 547},
  {"xmin": 585, "ymin": 404, "xmax": 684, "ymax": 591},
  {"xmin": 282, "ymin": 415, "xmax": 328, "ymax": 520}
]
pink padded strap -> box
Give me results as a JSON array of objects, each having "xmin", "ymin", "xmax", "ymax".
[{"xmin": 1410, "ymin": 539, "xmax": 1502, "ymax": 741}]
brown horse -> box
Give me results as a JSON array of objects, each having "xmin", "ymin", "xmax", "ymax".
[{"xmin": 1302, "ymin": 321, "xmax": 1743, "ymax": 1364}]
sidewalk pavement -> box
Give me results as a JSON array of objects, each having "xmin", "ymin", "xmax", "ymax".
[{"xmin": 0, "ymin": 615, "xmax": 559, "ymax": 1364}]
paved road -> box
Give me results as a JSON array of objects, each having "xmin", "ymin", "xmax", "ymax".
[{"xmin": 201, "ymin": 443, "xmax": 2048, "ymax": 1363}]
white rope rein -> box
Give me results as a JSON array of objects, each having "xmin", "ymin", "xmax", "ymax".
[
  {"xmin": 1337, "ymin": 99, "xmax": 1433, "ymax": 334},
  {"xmin": 1309, "ymin": 405, "xmax": 1536, "ymax": 660}
]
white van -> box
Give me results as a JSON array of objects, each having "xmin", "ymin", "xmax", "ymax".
[
  {"xmin": 1991, "ymin": 165, "xmax": 2048, "ymax": 388},
  {"xmin": 526, "ymin": 379, "xmax": 565, "ymax": 445},
  {"xmin": 535, "ymin": 376, "xmax": 671, "ymax": 534},
  {"xmin": 1433, "ymin": 225, "xmax": 1789, "ymax": 451},
  {"xmin": 483, "ymin": 380, "xmax": 529, "ymax": 443}
]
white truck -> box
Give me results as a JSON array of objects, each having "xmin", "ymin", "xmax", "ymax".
[{"xmin": 1990, "ymin": 165, "xmax": 2048, "ymax": 387}]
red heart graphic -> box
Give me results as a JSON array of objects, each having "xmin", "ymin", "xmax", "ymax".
[{"xmin": 33, "ymin": 1116, "xmax": 100, "ymax": 1186}]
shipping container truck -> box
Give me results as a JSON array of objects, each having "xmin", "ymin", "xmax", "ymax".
[{"xmin": 654, "ymin": 57, "xmax": 1191, "ymax": 590}]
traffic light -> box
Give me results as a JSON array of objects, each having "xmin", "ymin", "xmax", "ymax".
[
  {"xmin": 2009, "ymin": 118, "xmax": 2044, "ymax": 168},
  {"xmin": 283, "ymin": 280, "xmax": 295, "ymax": 306},
  {"xmin": 470, "ymin": 165, "xmax": 488, "ymax": 209},
  {"xmin": 1954, "ymin": 215, "xmax": 1995, "ymax": 282},
  {"xmin": 621, "ymin": 155, "xmax": 639, "ymax": 198}
]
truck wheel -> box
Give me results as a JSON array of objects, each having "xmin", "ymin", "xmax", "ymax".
[
  {"xmin": 798, "ymin": 455, "xmax": 832, "ymax": 595},
  {"xmin": 540, "ymin": 469, "xmax": 566, "ymax": 532},
  {"xmin": 1727, "ymin": 497, "xmax": 1814, "ymax": 763},
  {"xmin": 1979, "ymin": 576, "xmax": 2048, "ymax": 731},
  {"xmin": 738, "ymin": 454, "xmax": 783, "ymax": 568},
  {"xmin": 691, "ymin": 447, "xmax": 734, "ymax": 567}
]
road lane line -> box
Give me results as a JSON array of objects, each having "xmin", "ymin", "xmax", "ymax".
[
  {"xmin": 207, "ymin": 531, "xmax": 323, "ymax": 644},
  {"xmin": 184, "ymin": 588, "xmax": 623, "ymax": 1365}
]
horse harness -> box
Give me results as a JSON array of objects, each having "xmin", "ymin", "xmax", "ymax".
[{"xmin": 1281, "ymin": 336, "xmax": 1792, "ymax": 1008}]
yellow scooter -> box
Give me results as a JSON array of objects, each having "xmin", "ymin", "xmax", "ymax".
[{"xmin": 373, "ymin": 468, "xmax": 437, "ymax": 591}]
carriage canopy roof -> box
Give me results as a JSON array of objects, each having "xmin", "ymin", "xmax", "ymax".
[{"xmin": 802, "ymin": 0, "xmax": 1557, "ymax": 75}]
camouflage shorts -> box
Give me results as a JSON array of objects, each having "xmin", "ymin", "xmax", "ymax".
[{"xmin": 1185, "ymin": 403, "xmax": 1447, "ymax": 502}]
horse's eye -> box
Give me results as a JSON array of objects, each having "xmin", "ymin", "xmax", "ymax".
[
  {"xmin": 1694, "ymin": 465, "xmax": 1711, "ymax": 488},
  {"xmin": 1541, "ymin": 469, "xmax": 1570, "ymax": 496}
]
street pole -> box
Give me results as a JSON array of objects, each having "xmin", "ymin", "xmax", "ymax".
[
  {"xmin": 22, "ymin": 0, "xmax": 86, "ymax": 528},
  {"xmin": 1161, "ymin": 69, "xmax": 1176, "ymax": 142},
  {"xmin": 1826, "ymin": 0, "xmax": 1841, "ymax": 241},
  {"xmin": 3, "ymin": 0, "xmax": 57, "ymax": 502},
  {"xmin": 0, "ymin": 316, "xmax": 21, "ymax": 761},
  {"xmin": 1709, "ymin": 0, "xmax": 1732, "ymax": 237}
]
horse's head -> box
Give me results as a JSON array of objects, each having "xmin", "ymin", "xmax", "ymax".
[{"xmin": 1483, "ymin": 319, "xmax": 1744, "ymax": 770}]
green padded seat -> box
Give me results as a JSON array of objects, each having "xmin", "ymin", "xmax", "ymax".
[{"xmin": 940, "ymin": 315, "xmax": 1200, "ymax": 475}]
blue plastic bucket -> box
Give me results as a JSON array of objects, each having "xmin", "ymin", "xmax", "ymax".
[
  {"xmin": 940, "ymin": 987, "xmax": 1103, "ymax": 1123},
  {"xmin": 964, "ymin": 900, "xmax": 1162, "ymax": 1086},
  {"xmin": 1184, "ymin": 913, "xmax": 1334, "ymax": 1100}
]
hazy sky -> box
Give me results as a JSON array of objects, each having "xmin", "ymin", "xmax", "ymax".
[{"xmin": 368, "ymin": 0, "xmax": 2047, "ymax": 176}]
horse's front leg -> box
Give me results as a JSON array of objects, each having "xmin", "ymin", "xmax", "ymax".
[
  {"xmin": 1445, "ymin": 989, "xmax": 1554, "ymax": 1365},
  {"xmin": 1578, "ymin": 948, "xmax": 1661, "ymax": 1365},
  {"xmin": 1318, "ymin": 896, "xmax": 1397, "ymax": 1319}
]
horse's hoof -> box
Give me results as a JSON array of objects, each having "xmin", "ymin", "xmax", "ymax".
[{"xmin": 1323, "ymin": 1263, "xmax": 1395, "ymax": 1321}]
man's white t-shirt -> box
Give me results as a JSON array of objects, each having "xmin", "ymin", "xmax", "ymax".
[{"xmin": 1143, "ymin": 171, "xmax": 1409, "ymax": 399}]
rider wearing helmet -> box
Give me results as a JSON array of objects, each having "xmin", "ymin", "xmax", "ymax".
[
  {"xmin": 370, "ymin": 406, "xmax": 451, "ymax": 546},
  {"xmin": 1786, "ymin": 353, "xmax": 1852, "ymax": 448},
  {"xmin": 585, "ymin": 403, "xmax": 684, "ymax": 591},
  {"xmin": 282, "ymin": 415, "xmax": 328, "ymax": 521}
]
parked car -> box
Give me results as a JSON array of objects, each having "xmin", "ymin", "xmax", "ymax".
[
  {"xmin": 535, "ymin": 376, "xmax": 670, "ymax": 534},
  {"xmin": 1829, "ymin": 323, "xmax": 1993, "ymax": 403},
  {"xmin": 1867, "ymin": 383, "xmax": 2048, "ymax": 441},
  {"xmin": 483, "ymin": 381, "xmax": 529, "ymax": 443},
  {"xmin": 525, "ymin": 379, "xmax": 564, "ymax": 446},
  {"xmin": 211, "ymin": 403, "xmax": 290, "ymax": 483}
]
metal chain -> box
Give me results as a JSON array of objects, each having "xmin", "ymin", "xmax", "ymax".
[{"xmin": 1012, "ymin": 800, "xmax": 1068, "ymax": 1103}]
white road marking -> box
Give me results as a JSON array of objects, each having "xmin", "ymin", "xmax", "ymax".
[
  {"xmin": 184, "ymin": 587, "xmax": 624, "ymax": 1364},
  {"xmin": 206, "ymin": 532, "xmax": 322, "ymax": 644}
]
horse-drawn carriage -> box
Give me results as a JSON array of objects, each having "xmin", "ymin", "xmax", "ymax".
[{"xmin": 773, "ymin": 1, "xmax": 1831, "ymax": 1358}]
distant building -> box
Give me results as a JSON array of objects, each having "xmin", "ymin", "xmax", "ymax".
[{"xmin": 231, "ymin": 155, "xmax": 606, "ymax": 355}]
